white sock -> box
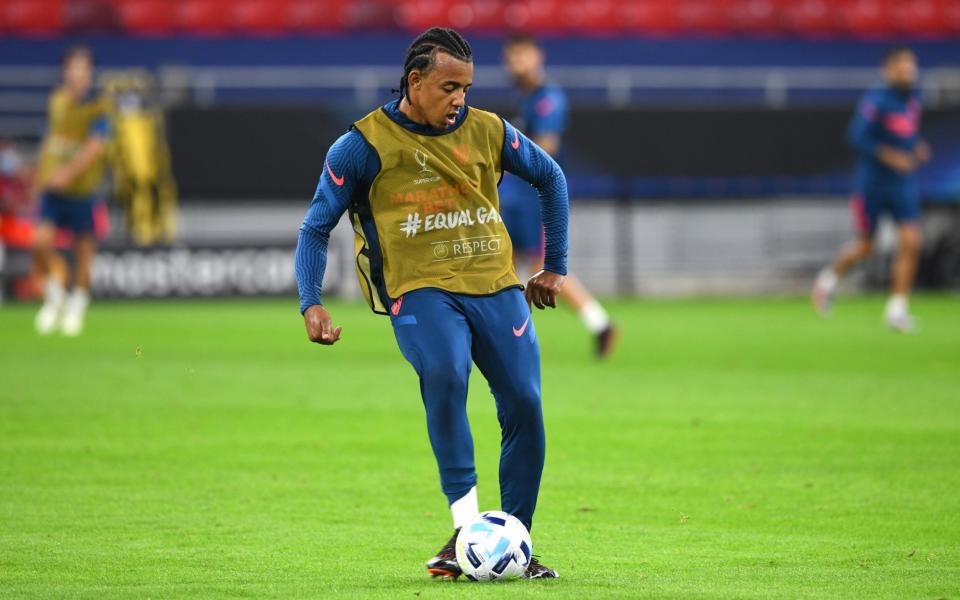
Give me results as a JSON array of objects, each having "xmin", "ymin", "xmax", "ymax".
[
  {"xmin": 450, "ymin": 486, "xmax": 479, "ymax": 530},
  {"xmin": 68, "ymin": 288, "xmax": 90, "ymax": 312},
  {"xmin": 579, "ymin": 300, "xmax": 610, "ymax": 335},
  {"xmin": 816, "ymin": 267, "xmax": 838, "ymax": 291},
  {"xmin": 885, "ymin": 294, "xmax": 908, "ymax": 318},
  {"xmin": 44, "ymin": 278, "xmax": 66, "ymax": 307}
]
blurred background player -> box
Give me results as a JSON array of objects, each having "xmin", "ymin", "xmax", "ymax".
[
  {"xmin": 33, "ymin": 46, "xmax": 110, "ymax": 336},
  {"xmin": 501, "ymin": 34, "xmax": 617, "ymax": 358},
  {"xmin": 0, "ymin": 142, "xmax": 27, "ymax": 303},
  {"xmin": 812, "ymin": 46, "xmax": 930, "ymax": 332}
]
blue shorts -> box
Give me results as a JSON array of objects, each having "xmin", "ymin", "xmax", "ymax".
[
  {"xmin": 850, "ymin": 186, "xmax": 921, "ymax": 237},
  {"xmin": 39, "ymin": 192, "xmax": 97, "ymax": 235}
]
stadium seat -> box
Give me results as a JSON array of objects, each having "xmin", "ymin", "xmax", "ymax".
[
  {"xmin": 114, "ymin": 0, "xmax": 175, "ymax": 35},
  {"xmin": 342, "ymin": 0, "xmax": 394, "ymax": 29},
  {"xmin": 729, "ymin": 0, "xmax": 782, "ymax": 35},
  {"xmin": 780, "ymin": 0, "xmax": 838, "ymax": 36},
  {"xmin": 232, "ymin": 0, "xmax": 291, "ymax": 35},
  {"xmin": 464, "ymin": 0, "xmax": 507, "ymax": 31},
  {"xmin": 891, "ymin": 0, "xmax": 948, "ymax": 37},
  {"xmin": 287, "ymin": 0, "xmax": 348, "ymax": 33},
  {"xmin": 428, "ymin": 0, "xmax": 507, "ymax": 31},
  {"xmin": 3, "ymin": 0, "xmax": 65, "ymax": 35},
  {"xmin": 66, "ymin": 0, "xmax": 120, "ymax": 32},
  {"xmin": 177, "ymin": 0, "xmax": 231, "ymax": 36},
  {"xmin": 946, "ymin": 0, "xmax": 960, "ymax": 34},
  {"xmin": 836, "ymin": 0, "xmax": 894, "ymax": 37},
  {"xmin": 571, "ymin": 0, "xmax": 620, "ymax": 34},
  {"xmin": 446, "ymin": 1, "xmax": 478, "ymax": 29},
  {"xmin": 674, "ymin": 0, "xmax": 733, "ymax": 35},
  {"xmin": 619, "ymin": 0, "xmax": 678, "ymax": 35},
  {"xmin": 508, "ymin": 0, "xmax": 566, "ymax": 33},
  {"xmin": 394, "ymin": 0, "xmax": 453, "ymax": 31}
]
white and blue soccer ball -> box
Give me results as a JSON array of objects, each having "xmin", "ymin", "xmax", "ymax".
[{"xmin": 455, "ymin": 511, "xmax": 532, "ymax": 582}]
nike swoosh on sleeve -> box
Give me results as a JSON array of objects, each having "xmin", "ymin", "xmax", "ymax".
[
  {"xmin": 326, "ymin": 160, "xmax": 345, "ymax": 186},
  {"xmin": 510, "ymin": 128, "xmax": 520, "ymax": 150}
]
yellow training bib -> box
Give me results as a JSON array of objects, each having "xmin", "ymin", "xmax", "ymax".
[
  {"xmin": 37, "ymin": 88, "xmax": 110, "ymax": 199},
  {"xmin": 352, "ymin": 106, "xmax": 521, "ymax": 314}
]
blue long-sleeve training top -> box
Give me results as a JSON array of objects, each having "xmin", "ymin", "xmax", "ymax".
[
  {"xmin": 847, "ymin": 84, "xmax": 923, "ymax": 191},
  {"xmin": 295, "ymin": 98, "xmax": 569, "ymax": 314},
  {"xmin": 501, "ymin": 82, "xmax": 569, "ymax": 212}
]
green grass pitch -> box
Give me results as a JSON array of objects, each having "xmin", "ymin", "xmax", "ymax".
[{"xmin": 1, "ymin": 295, "xmax": 958, "ymax": 598}]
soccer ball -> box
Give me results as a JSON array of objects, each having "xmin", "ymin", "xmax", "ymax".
[{"xmin": 455, "ymin": 511, "xmax": 532, "ymax": 582}]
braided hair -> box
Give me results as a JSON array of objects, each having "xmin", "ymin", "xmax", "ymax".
[{"xmin": 399, "ymin": 27, "xmax": 473, "ymax": 100}]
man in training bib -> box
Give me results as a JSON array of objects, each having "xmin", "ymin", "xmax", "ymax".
[{"xmin": 294, "ymin": 28, "xmax": 568, "ymax": 579}]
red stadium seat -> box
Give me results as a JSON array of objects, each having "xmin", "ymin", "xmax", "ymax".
[
  {"xmin": 891, "ymin": 0, "xmax": 948, "ymax": 37},
  {"xmin": 3, "ymin": 0, "xmax": 65, "ymax": 35},
  {"xmin": 393, "ymin": 0, "xmax": 453, "ymax": 31},
  {"xmin": 674, "ymin": 0, "xmax": 733, "ymax": 35},
  {"xmin": 446, "ymin": 1, "xmax": 479, "ymax": 29},
  {"xmin": 729, "ymin": 0, "xmax": 782, "ymax": 35},
  {"xmin": 507, "ymin": 0, "xmax": 565, "ymax": 33},
  {"xmin": 177, "ymin": 0, "xmax": 231, "ymax": 36},
  {"xmin": 232, "ymin": 0, "xmax": 291, "ymax": 36},
  {"xmin": 463, "ymin": 0, "xmax": 506, "ymax": 31},
  {"xmin": 343, "ymin": 0, "xmax": 394, "ymax": 29},
  {"xmin": 67, "ymin": 0, "xmax": 120, "ymax": 32},
  {"xmin": 619, "ymin": 0, "xmax": 678, "ymax": 35},
  {"xmin": 435, "ymin": 0, "xmax": 506, "ymax": 31},
  {"xmin": 287, "ymin": 0, "xmax": 348, "ymax": 33},
  {"xmin": 946, "ymin": 0, "xmax": 960, "ymax": 34},
  {"xmin": 113, "ymin": 0, "xmax": 175, "ymax": 35},
  {"xmin": 836, "ymin": 0, "xmax": 894, "ymax": 38},
  {"xmin": 570, "ymin": 0, "xmax": 620, "ymax": 34},
  {"xmin": 780, "ymin": 0, "xmax": 837, "ymax": 36}
]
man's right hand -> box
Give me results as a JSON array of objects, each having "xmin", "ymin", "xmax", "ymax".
[
  {"xmin": 303, "ymin": 304, "xmax": 342, "ymax": 345},
  {"xmin": 877, "ymin": 146, "xmax": 916, "ymax": 174}
]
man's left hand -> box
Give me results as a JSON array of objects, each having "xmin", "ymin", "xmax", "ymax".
[
  {"xmin": 47, "ymin": 168, "xmax": 73, "ymax": 192},
  {"xmin": 525, "ymin": 270, "xmax": 566, "ymax": 310}
]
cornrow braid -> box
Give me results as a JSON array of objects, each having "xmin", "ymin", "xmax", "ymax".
[{"xmin": 399, "ymin": 27, "xmax": 473, "ymax": 99}]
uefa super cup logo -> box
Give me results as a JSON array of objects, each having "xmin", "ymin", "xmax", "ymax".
[
  {"xmin": 414, "ymin": 149, "xmax": 433, "ymax": 175},
  {"xmin": 412, "ymin": 148, "xmax": 440, "ymax": 184}
]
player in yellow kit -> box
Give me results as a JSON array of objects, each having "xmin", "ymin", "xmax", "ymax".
[{"xmin": 34, "ymin": 46, "xmax": 110, "ymax": 336}]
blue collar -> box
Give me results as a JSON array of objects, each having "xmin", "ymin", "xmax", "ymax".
[{"xmin": 381, "ymin": 98, "xmax": 469, "ymax": 136}]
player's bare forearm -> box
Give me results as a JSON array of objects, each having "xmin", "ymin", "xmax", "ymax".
[
  {"xmin": 876, "ymin": 145, "xmax": 915, "ymax": 174},
  {"xmin": 532, "ymin": 134, "xmax": 561, "ymax": 158},
  {"xmin": 303, "ymin": 304, "xmax": 342, "ymax": 345},
  {"xmin": 525, "ymin": 270, "xmax": 566, "ymax": 310},
  {"xmin": 48, "ymin": 137, "xmax": 106, "ymax": 191},
  {"xmin": 914, "ymin": 139, "xmax": 932, "ymax": 164}
]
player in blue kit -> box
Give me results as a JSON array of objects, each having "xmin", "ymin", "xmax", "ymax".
[
  {"xmin": 294, "ymin": 28, "xmax": 564, "ymax": 579},
  {"xmin": 500, "ymin": 34, "xmax": 617, "ymax": 358},
  {"xmin": 812, "ymin": 46, "xmax": 930, "ymax": 332}
]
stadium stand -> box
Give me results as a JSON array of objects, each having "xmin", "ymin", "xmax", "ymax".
[{"xmin": 3, "ymin": 0, "xmax": 960, "ymax": 37}]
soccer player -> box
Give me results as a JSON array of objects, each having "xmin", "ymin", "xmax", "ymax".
[
  {"xmin": 812, "ymin": 46, "xmax": 930, "ymax": 332},
  {"xmin": 501, "ymin": 33, "xmax": 617, "ymax": 358},
  {"xmin": 294, "ymin": 28, "xmax": 565, "ymax": 579},
  {"xmin": 34, "ymin": 46, "xmax": 110, "ymax": 336}
]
